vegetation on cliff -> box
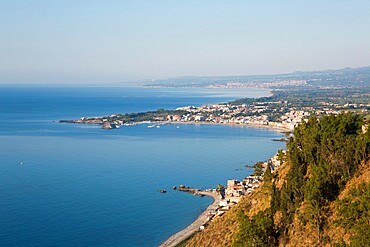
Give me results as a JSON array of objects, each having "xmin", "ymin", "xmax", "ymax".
[{"xmin": 185, "ymin": 113, "xmax": 370, "ymax": 247}]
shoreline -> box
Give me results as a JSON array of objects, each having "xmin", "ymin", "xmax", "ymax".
[
  {"xmin": 60, "ymin": 117, "xmax": 289, "ymax": 247},
  {"xmin": 156, "ymin": 122, "xmax": 287, "ymax": 247},
  {"xmin": 166, "ymin": 121, "xmax": 291, "ymax": 133},
  {"xmin": 60, "ymin": 119, "xmax": 291, "ymax": 133},
  {"xmin": 159, "ymin": 190, "xmax": 221, "ymax": 247}
]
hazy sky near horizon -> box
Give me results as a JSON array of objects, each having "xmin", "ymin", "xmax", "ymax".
[{"xmin": 1, "ymin": 0, "xmax": 370, "ymax": 84}]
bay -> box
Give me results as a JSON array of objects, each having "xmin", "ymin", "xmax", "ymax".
[{"xmin": 0, "ymin": 86, "xmax": 284, "ymax": 247}]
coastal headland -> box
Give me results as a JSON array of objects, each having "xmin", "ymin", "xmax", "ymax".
[{"xmin": 59, "ymin": 83, "xmax": 370, "ymax": 134}]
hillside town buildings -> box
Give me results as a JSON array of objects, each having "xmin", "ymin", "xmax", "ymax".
[
  {"xmin": 170, "ymin": 103, "xmax": 321, "ymax": 131},
  {"xmin": 196, "ymin": 149, "xmax": 287, "ymax": 231}
]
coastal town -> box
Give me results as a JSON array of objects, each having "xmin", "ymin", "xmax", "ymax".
[
  {"xmin": 59, "ymin": 92, "xmax": 370, "ymax": 131},
  {"xmin": 167, "ymin": 104, "xmax": 310, "ymax": 131}
]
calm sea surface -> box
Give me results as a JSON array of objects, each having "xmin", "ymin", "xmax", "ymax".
[{"xmin": 0, "ymin": 86, "xmax": 285, "ymax": 247}]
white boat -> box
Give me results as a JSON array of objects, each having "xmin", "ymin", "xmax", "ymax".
[
  {"xmin": 156, "ymin": 125, "xmax": 160, "ymax": 128},
  {"xmin": 176, "ymin": 126, "xmax": 180, "ymax": 129},
  {"xmin": 147, "ymin": 125, "xmax": 155, "ymax": 128}
]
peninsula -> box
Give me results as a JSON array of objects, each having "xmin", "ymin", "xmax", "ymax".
[
  {"xmin": 59, "ymin": 89, "xmax": 369, "ymax": 132},
  {"xmin": 60, "ymin": 67, "xmax": 370, "ymax": 131}
]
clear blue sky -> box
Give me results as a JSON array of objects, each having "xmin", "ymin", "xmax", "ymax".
[{"xmin": 1, "ymin": 0, "xmax": 370, "ymax": 84}]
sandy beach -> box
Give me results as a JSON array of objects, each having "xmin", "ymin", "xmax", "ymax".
[
  {"xmin": 166, "ymin": 121, "xmax": 292, "ymax": 133},
  {"xmin": 159, "ymin": 190, "xmax": 221, "ymax": 247},
  {"xmin": 157, "ymin": 122, "xmax": 289, "ymax": 247}
]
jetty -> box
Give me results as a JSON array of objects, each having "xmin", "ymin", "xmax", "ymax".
[{"xmin": 160, "ymin": 187, "xmax": 221, "ymax": 247}]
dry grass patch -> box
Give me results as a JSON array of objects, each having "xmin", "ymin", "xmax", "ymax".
[{"xmin": 185, "ymin": 203, "xmax": 241, "ymax": 247}]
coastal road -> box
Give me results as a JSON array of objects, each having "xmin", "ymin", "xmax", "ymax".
[{"xmin": 159, "ymin": 191, "xmax": 221, "ymax": 247}]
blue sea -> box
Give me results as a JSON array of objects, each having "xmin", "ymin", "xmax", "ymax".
[{"xmin": 0, "ymin": 86, "xmax": 285, "ymax": 247}]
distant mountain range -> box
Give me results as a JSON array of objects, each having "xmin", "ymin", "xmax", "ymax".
[{"xmin": 144, "ymin": 66, "xmax": 370, "ymax": 89}]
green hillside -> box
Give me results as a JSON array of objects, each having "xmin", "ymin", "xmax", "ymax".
[{"xmin": 185, "ymin": 114, "xmax": 370, "ymax": 247}]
